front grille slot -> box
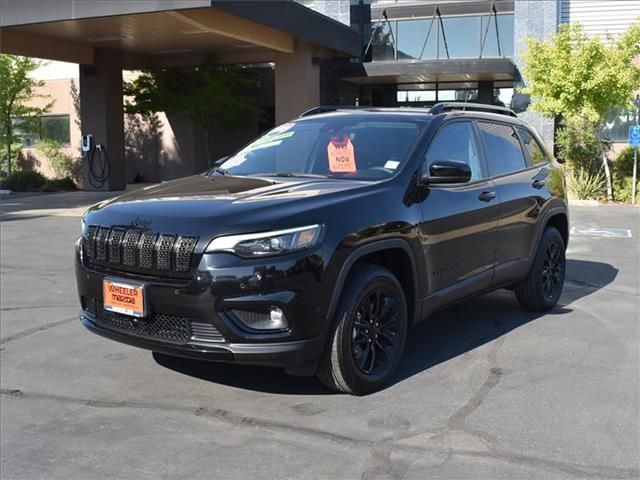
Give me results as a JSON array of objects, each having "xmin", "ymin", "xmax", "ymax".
[
  {"xmin": 191, "ymin": 322, "xmax": 225, "ymax": 343},
  {"xmin": 175, "ymin": 237, "xmax": 197, "ymax": 272},
  {"xmin": 83, "ymin": 225, "xmax": 196, "ymax": 277},
  {"xmin": 156, "ymin": 234, "xmax": 175, "ymax": 270},
  {"xmin": 108, "ymin": 228, "xmax": 125, "ymax": 263},
  {"xmin": 138, "ymin": 232, "xmax": 157, "ymax": 269},
  {"xmin": 85, "ymin": 226, "xmax": 98, "ymax": 259},
  {"xmin": 95, "ymin": 227, "xmax": 110, "ymax": 261},
  {"xmin": 86, "ymin": 299, "xmax": 225, "ymax": 345},
  {"xmin": 122, "ymin": 230, "xmax": 140, "ymax": 266}
]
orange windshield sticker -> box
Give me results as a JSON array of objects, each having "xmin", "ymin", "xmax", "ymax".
[{"xmin": 327, "ymin": 134, "xmax": 356, "ymax": 173}]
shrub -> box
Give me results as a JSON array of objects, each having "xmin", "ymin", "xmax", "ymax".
[
  {"xmin": 0, "ymin": 170, "xmax": 46, "ymax": 191},
  {"xmin": 40, "ymin": 177, "xmax": 77, "ymax": 192},
  {"xmin": 0, "ymin": 143, "xmax": 25, "ymax": 175},
  {"xmin": 567, "ymin": 169, "xmax": 607, "ymax": 200},
  {"xmin": 611, "ymin": 147, "xmax": 639, "ymax": 203},
  {"xmin": 555, "ymin": 117, "xmax": 609, "ymax": 174},
  {"xmin": 612, "ymin": 146, "xmax": 637, "ymax": 178},
  {"xmin": 35, "ymin": 139, "xmax": 79, "ymax": 179},
  {"xmin": 613, "ymin": 175, "xmax": 640, "ymax": 203}
]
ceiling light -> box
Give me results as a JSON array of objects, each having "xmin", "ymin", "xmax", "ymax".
[
  {"xmin": 181, "ymin": 29, "xmax": 209, "ymax": 35},
  {"xmin": 87, "ymin": 35, "xmax": 128, "ymax": 43},
  {"xmin": 154, "ymin": 48, "xmax": 193, "ymax": 55}
]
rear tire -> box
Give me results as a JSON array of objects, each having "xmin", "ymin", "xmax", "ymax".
[
  {"xmin": 515, "ymin": 227, "xmax": 566, "ymax": 311},
  {"xmin": 316, "ymin": 264, "xmax": 408, "ymax": 395}
]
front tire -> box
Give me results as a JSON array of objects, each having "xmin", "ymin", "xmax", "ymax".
[
  {"xmin": 515, "ymin": 226, "xmax": 566, "ymax": 311},
  {"xmin": 316, "ymin": 264, "xmax": 408, "ymax": 395}
]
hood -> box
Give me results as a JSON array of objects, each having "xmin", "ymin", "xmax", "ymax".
[{"xmin": 84, "ymin": 174, "xmax": 380, "ymax": 237}]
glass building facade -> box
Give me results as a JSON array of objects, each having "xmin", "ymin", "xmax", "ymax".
[
  {"xmin": 371, "ymin": 13, "xmax": 514, "ymax": 62},
  {"xmin": 353, "ymin": 1, "xmax": 517, "ymax": 109}
]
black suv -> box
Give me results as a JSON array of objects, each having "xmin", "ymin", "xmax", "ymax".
[{"xmin": 76, "ymin": 103, "xmax": 568, "ymax": 395}]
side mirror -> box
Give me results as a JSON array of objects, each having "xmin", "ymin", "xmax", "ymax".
[{"xmin": 420, "ymin": 160, "xmax": 472, "ymax": 185}]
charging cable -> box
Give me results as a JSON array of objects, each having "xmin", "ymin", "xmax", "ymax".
[{"xmin": 83, "ymin": 142, "xmax": 110, "ymax": 189}]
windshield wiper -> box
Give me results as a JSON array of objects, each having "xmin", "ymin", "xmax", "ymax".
[
  {"xmin": 210, "ymin": 167, "xmax": 228, "ymax": 176},
  {"xmin": 261, "ymin": 172, "xmax": 328, "ymax": 178}
]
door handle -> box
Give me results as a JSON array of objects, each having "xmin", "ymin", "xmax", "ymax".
[
  {"xmin": 478, "ymin": 191, "xmax": 496, "ymax": 202},
  {"xmin": 532, "ymin": 179, "xmax": 546, "ymax": 189}
]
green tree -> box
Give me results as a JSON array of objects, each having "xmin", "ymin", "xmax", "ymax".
[
  {"xmin": 123, "ymin": 65, "xmax": 262, "ymax": 167},
  {"xmin": 0, "ymin": 54, "xmax": 53, "ymax": 177},
  {"xmin": 520, "ymin": 22, "xmax": 640, "ymax": 200}
]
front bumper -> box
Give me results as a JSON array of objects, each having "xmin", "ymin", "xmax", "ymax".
[
  {"xmin": 80, "ymin": 313, "xmax": 324, "ymax": 374},
  {"xmin": 75, "ymin": 242, "xmax": 331, "ymax": 376}
]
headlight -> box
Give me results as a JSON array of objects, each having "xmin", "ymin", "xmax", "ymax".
[
  {"xmin": 81, "ymin": 217, "xmax": 86, "ymax": 235},
  {"xmin": 205, "ymin": 224, "xmax": 323, "ymax": 257}
]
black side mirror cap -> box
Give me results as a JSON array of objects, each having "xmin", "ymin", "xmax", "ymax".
[{"xmin": 420, "ymin": 160, "xmax": 472, "ymax": 185}]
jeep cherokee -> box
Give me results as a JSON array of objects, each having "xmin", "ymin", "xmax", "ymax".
[{"xmin": 76, "ymin": 102, "xmax": 568, "ymax": 395}]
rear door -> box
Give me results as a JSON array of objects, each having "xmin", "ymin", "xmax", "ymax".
[
  {"xmin": 475, "ymin": 121, "xmax": 549, "ymax": 285},
  {"xmin": 419, "ymin": 120, "xmax": 499, "ymax": 307}
]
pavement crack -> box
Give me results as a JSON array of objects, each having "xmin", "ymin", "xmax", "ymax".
[
  {"xmin": 445, "ymin": 447, "xmax": 639, "ymax": 479},
  {"xmin": 194, "ymin": 406, "xmax": 367, "ymax": 447},
  {"xmin": 0, "ymin": 388, "xmax": 23, "ymax": 397},
  {"xmin": 4, "ymin": 388, "xmax": 637, "ymax": 479},
  {"xmin": 447, "ymin": 336, "xmax": 505, "ymax": 431},
  {"xmin": 0, "ymin": 388, "xmax": 372, "ymax": 448},
  {"xmin": 0, "ymin": 316, "xmax": 77, "ymax": 345}
]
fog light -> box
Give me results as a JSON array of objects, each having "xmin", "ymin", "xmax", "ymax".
[{"xmin": 231, "ymin": 307, "xmax": 289, "ymax": 331}]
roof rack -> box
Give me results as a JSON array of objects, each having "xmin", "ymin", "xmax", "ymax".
[
  {"xmin": 299, "ymin": 105, "xmax": 368, "ymax": 117},
  {"xmin": 429, "ymin": 102, "xmax": 518, "ymax": 118}
]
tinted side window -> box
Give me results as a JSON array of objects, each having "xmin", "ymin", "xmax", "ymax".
[
  {"xmin": 517, "ymin": 128, "xmax": 547, "ymax": 165},
  {"xmin": 477, "ymin": 122, "xmax": 526, "ymax": 177},
  {"xmin": 425, "ymin": 121, "xmax": 482, "ymax": 180}
]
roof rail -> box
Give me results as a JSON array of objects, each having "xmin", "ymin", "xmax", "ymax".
[
  {"xmin": 429, "ymin": 102, "xmax": 517, "ymax": 118},
  {"xmin": 299, "ymin": 105, "xmax": 366, "ymax": 117}
]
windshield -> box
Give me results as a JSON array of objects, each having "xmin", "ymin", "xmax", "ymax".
[{"xmin": 217, "ymin": 116, "xmax": 426, "ymax": 180}]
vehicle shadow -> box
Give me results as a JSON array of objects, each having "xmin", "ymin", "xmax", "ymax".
[{"xmin": 154, "ymin": 259, "xmax": 617, "ymax": 395}]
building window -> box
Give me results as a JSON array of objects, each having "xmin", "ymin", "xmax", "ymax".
[
  {"xmin": 480, "ymin": 14, "xmax": 514, "ymax": 57},
  {"xmin": 371, "ymin": 20, "xmax": 396, "ymax": 61},
  {"xmin": 12, "ymin": 114, "xmax": 71, "ymax": 147},
  {"xmin": 494, "ymin": 87, "xmax": 514, "ymax": 107},
  {"xmin": 603, "ymin": 106, "xmax": 637, "ymax": 142},
  {"xmin": 439, "ymin": 15, "xmax": 481, "ymax": 59},
  {"xmin": 372, "ymin": 13, "xmax": 514, "ymax": 61},
  {"xmin": 397, "ymin": 19, "xmax": 437, "ymax": 60},
  {"xmin": 397, "ymin": 82, "xmax": 482, "ymax": 105}
]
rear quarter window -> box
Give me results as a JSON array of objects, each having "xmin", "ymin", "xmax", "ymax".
[
  {"xmin": 477, "ymin": 121, "xmax": 526, "ymax": 177},
  {"xmin": 517, "ymin": 128, "xmax": 548, "ymax": 165}
]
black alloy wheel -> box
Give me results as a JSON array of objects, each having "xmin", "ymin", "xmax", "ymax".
[
  {"xmin": 516, "ymin": 226, "xmax": 566, "ymax": 311},
  {"xmin": 351, "ymin": 287, "xmax": 401, "ymax": 376},
  {"xmin": 317, "ymin": 264, "xmax": 408, "ymax": 395},
  {"xmin": 541, "ymin": 239, "xmax": 564, "ymax": 300}
]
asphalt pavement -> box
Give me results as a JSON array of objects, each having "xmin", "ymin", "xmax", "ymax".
[{"xmin": 1, "ymin": 191, "xmax": 638, "ymax": 479}]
